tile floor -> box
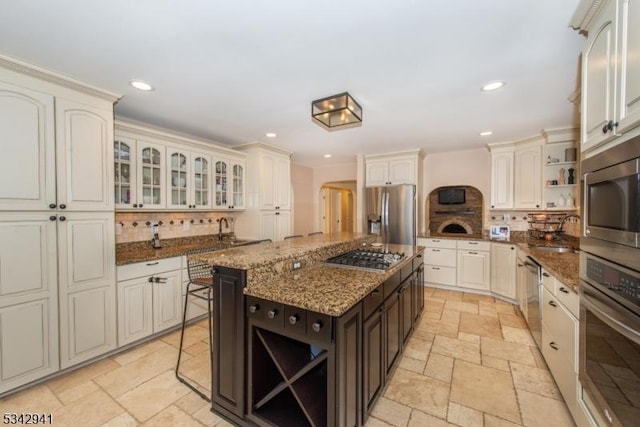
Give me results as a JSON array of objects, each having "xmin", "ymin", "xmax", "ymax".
[{"xmin": 0, "ymin": 288, "xmax": 576, "ymax": 426}]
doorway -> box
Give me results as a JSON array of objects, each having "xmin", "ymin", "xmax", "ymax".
[{"xmin": 320, "ymin": 181, "xmax": 356, "ymax": 234}]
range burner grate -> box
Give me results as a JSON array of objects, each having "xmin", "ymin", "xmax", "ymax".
[{"xmin": 325, "ymin": 250, "xmax": 406, "ymax": 271}]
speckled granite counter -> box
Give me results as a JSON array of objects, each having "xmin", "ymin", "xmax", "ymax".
[{"xmin": 116, "ymin": 235, "xmax": 253, "ymax": 265}]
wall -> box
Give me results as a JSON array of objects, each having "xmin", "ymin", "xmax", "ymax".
[
  {"xmin": 312, "ymin": 163, "xmax": 358, "ymax": 232},
  {"xmin": 422, "ymin": 148, "xmax": 491, "ymax": 233},
  {"xmin": 291, "ymin": 163, "xmax": 315, "ymax": 235}
]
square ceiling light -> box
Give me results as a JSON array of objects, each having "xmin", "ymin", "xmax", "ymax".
[{"xmin": 312, "ymin": 92, "xmax": 362, "ymax": 129}]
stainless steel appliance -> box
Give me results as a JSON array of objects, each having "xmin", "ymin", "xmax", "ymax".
[
  {"xmin": 579, "ymin": 251, "xmax": 640, "ymax": 427},
  {"xmin": 523, "ymin": 255, "xmax": 543, "ymax": 348},
  {"xmin": 580, "ymin": 136, "xmax": 640, "ymax": 426},
  {"xmin": 325, "ymin": 249, "xmax": 406, "ymax": 271},
  {"xmin": 365, "ymin": 184, "xmax": 416, "ymax": 245},
  {"xmin": 582, "ymin": 136, "xmax": 640, "ymax": 253}
]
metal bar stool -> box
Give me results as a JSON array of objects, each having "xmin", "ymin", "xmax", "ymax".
[
  {"xmin": 284, "ymin": 234, "xmax": 303, "ymax": 240},
  {"xmin": 308, "ymin": 231, "xmax": 323, "ymax": 236},
  {"xmin": 175, "ymin": 248, "xmax": 214, "ymax": 401}
]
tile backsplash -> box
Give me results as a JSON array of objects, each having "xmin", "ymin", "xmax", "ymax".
[
  {"xmin": 486, "ymin": 210, "xmax": 581, "ymax": 238},
  {"xmin": 115, "ymin": 211, "xmax": 240, "ymax": 244}
]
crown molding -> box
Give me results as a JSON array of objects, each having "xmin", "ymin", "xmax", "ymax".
[{"xmin": 570, "ymin": 0, "xmax": 607, "ymax": 33}]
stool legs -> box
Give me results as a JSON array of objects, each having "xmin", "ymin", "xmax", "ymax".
[{"xmin": 175, "ymin": 281, "xmax": 213, "ymax": 401}]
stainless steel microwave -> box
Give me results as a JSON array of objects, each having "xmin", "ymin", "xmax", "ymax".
[{"xmin": 583, "ymin": 137, "xmax": 640, "ymax": 249}]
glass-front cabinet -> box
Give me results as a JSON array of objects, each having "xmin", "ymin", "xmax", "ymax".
[
  {"xmin": 167, "ymin": 148, "xmax": 189, "ymax": 209},
  {"xmin": 192, "ymin": 152, "xmax": 211, "ymax": 209},
  {"xmin": 136, "ymin": 141, "xmax": 165, "ymax": 209},
  {"xmin": 214, "ymin": 157, "xmax": 245, "ymax": 209},
  {"xmin": 114, "ymin": 138, "xmax": 135, "ymax": 208}
]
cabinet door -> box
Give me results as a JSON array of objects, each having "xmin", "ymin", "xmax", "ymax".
[
  {"xmin": 55, "ymin": 99, "xmax": 114, "ymax": 211},
  {"xmin": 57, "ymin": 212, "xmax": 116, "ymax": 368},
  {"xmin": 117, "ymin": 277, "xmax": 153, "ymax": 346},
  {"xmin": 0, "ymin": 81, "xmax": 56, "ymax": 211},
  {"xmin": 388, "ymin": 158, "xmax": 416, "ymax": 184},
  {"xmin": 457, "ymin": 251, "xmax": 490, "ymax": 290},
  {"xmin": 490, "ymin": 244, "xmax": 517, "ymax": 300},
  {"xmin": 260, "ymin": 211, "xmax": 276, "ymax": 241},
  {"xmin": 153, "ymin": 270, "xmax": 183, "ymax": 332},
  {"xmin": 114, "ymin": 137, "xmax": 136, "ymax": 208},
  {"xmin": 166, "ymin": 147, "xmax": 190, "ymax": 209},
  {"xmin": 514, "ymin": 145, "xmax": 542, "ymax": 209},
  {"xmin": 412, "ymin": 262, "xmax": 424, "ymax": 322},
  {"xmin": 516, "ymin": 258, "xmax": 528, "ymax": 318},
  {"xmin": 275, "ymin": 211, "xmax": 291, "ymax": 242},
  {"xmin": 274, "ymin": 156, "xmax": 291, "ymax": 209},
  {"xmin": 490, "ymin": 151, "xmax": 514, "ymax": 209},
  {"xmin": 400, "ymin": 280, "xmax": 413, "ymax": 345},
  {"xmin": 0, "ymin": 213, "xmax": 58, "ymax": 393},
  {"xmin": 259, "ymin": 153, "xmax": 276, "ymax": 209},
  {"xmin": 617, "ymin": 0, "xmax": 640, "ymax": 134},
  {"xmin": 582, "ymin": 0, "xmax": 617, "ymax": 150},
  {"xmin": 231, "ymin": 161, "xmax": 245, "ymax": 209},
  {"xmin": 384, "ymin": 292, "xmax": 401, "ymax": 377},
  {"xmin": 214, "ymin": 158, "xmax": 230, "ymax": 208},
  {"xmin": 365, "ymin": 161, "xmax": 389, "ymax": 186},
  {"xmin": 363, "ymin": 308, "xmax": 384, "ymax": 418},
  {"xmin": 136, "ymin": 140, "xmax": 165, "ymax": 209},
  {"xmin": 191, "ymin": 152, "xmax": 212, "ymax": 209}
]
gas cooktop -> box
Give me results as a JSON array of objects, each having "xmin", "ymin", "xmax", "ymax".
[{"xmin": 325, "ymin": 249, "xmax": 406, "ymax": 271}]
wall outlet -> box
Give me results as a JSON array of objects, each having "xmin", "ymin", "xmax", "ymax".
[
  {"xmin": 503, "ymin": 213, "xmax": 510, "ymax": 222},
  {"xmin": 292, "ymin": 261, "xmax": 302, "ymax": 270},
  {"xmin": 183, "ymin": 221, "xmax": 190, "ymax": 231}
]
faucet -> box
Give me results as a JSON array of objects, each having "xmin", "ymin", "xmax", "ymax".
[
  {"xmin": 558, "ymin": 214, "xmax": 581, "ymax": 232},
  {"xmin": 218, "ymin": 217, "xmax": 229, "ymax": 241}
]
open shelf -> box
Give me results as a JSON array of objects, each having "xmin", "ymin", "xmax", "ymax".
[
  {"xmin": 253, "ymin": 388, "xmax": 312, "ymax": 427},
  {"xmin": 545, "ymin": 161, "xmax": 576, "ymax": 167}
]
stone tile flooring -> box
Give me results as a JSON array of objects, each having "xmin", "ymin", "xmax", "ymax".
[{"xmin": 0, "ymin": 288, "xmax": 575, "ymax": 426}]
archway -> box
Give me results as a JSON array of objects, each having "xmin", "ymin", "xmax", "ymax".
[{"xmin": 319, "ymin": 181, "xmax": 356, "ymax": 234}]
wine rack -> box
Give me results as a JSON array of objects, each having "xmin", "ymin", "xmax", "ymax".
[{"xmin": 249, "ymin": 327, "xmax": 328, "ymax": 427}]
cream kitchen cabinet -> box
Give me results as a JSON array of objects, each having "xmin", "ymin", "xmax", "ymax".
[
  {"xmin": 117, "ymin": 257, "xmax": 183, "ymax": 346},
  {"xmin": 513, "ymin": 143, "xmax": 542, "ymax": 209},
  {"xmin": 115, "ymin": 135, "xmax": 166, "ymax": 209},
  {"xmin": 490, "ymin": 150, "xmax": 514, "ymax": 209},
  {"xmin": 418, "ymin": 238, "xmax": 457, "ymax": 287},
  {"xmin": 214, "ymin": 156, "xmax": 246, "ymax": 210},
  {"xmin": 490, "ymin": 243, "xmax": 517, "ymax": 300},
  {"xmin": 364, "ymin": 150, "xmax": 424, "ymax": 187},
  {"xmin": 235, "ymin": 142, "xmax": 292, "ymax": 241},
  {"xmin": 166, "ymin": 146, "xmax": 215, "ymax": 210},
  {"xmin": 0, "ymin": 81, "xmax": 114, "ymax": 212},
  {"xmin": 572, "ymin": 0, "xmax": 640, "ymax": 153},
  {"xmin": 0, "ymin": 213, "xmax": 58, "ymax": 394},
  {"xmin": 457, "ymin": 240, "xmax": 491, "ymax": 291}
]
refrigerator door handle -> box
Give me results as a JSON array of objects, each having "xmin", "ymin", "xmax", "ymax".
[{"xmin": 382, "ymin": 190, "xmax": 389, "ymax": 243}]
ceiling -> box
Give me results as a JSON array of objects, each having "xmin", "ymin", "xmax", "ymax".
[{"xmin": 0, "ymin": 0, "xmax": 584, "ymax": 167}]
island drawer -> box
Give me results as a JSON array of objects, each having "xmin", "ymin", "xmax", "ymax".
[
  {"xmin": 246, "ymin": 296, "xmax": 284, "ymax": 329},
  {"xmin": 363, "ymin": 283, "xmax": 384, "ymax": 319},
  {"xmin": 383, "ymin": 271, "xmax": 401, "ymax": 299}
]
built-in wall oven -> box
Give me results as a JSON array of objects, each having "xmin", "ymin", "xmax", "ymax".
[{"xmin": 580, "ymin": 136, "xmax": 640, "ymax": 426}]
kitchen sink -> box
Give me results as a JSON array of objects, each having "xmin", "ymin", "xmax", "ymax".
[{"xmin": 528, "ymin": 245, "xmax": 578, "ymax": 253}]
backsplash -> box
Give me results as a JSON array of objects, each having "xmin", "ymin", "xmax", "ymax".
[
  {"xmin": 486, "ymin": 210, "xmax": 581, "ymax": 238},
  {"xmin": 115, "ymin": 211, "xmax": 240, "ymax": 244}
]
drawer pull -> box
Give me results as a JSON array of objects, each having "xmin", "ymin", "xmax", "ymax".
[
  {"xmin": 312, "ymin": 321, "xmax": 323, "ymax": 332},
  {"xmin": 549, "ymin": 300, "xmax": 558, "ymax": 307},
  {"xmin": 146, "ymin": 261, "xmax": 159, "ymax": 266},
  {"xmin": 370, "ymin": 289, "xmax": 381, "ymax": 295},
  {"xmin": 432, "ymin": 249, "xmax": 440, "ymax": 252},
  {"xmin": 468, "ymin": 242, "xmax": 478, "ymax": 245},
  {"xmin": 469, "ymin": 251, "xmax": 478, "ymax": 255},
  {"xmin": 542, "ymin": 272, "xmax": 550, "ymax": 278},
  {"xmin": 289, "ymin": 315, "xmax": 298, "ymax": 325},
  {"xmin": 432, "ymin": 266, "xmax": 440, "ymax": 270},
  {"xmin": 559, "ymin": 287, "xmax": 569, "ymax": 294},
  {"xmin": 432, "ymin": 239, "xmax": 440, "ymax": 242},
  {"xmin": 267, "ymin": 309, "xmax": 278, "ymax": 319},
  {"xmin": 249, "ymin": 304, "xmax": 260, "ymax": 313},
  {"xmin": 549, "ymin": 342, "xmax": 559, "ymax": 351}
]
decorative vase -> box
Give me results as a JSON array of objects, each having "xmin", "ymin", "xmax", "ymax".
[{"xmin": 559, "ymin": 168, "xmax": 566, "ymax": 185}]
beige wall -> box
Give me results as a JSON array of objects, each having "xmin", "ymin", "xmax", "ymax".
[{"xmin": 291, "ymin": 163, "xmax": 315, "ymax": 235}]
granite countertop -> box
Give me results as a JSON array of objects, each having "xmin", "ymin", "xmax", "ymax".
[
  {"xmin": 243, "ymin": 244, "xmax": 424, "ymax": 316},
  {"xmin": 116, "ymin": 235, "xmax": 253, "ymax": 265}
]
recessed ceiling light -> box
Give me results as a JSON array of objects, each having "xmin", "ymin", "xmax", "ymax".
[
  {"xmin": 481, "ymin": 81, "xmax": 505, "ymax": 91},
  {"xmin": 130, "ymin": 80, "xmax": 154, "ymax": 91},
  {"xmin": 480, "ymin": 131, "xmax": 493, "ymax": 136},
  {"xmin": 265, "ymin": 132, "xmax": 277, "ymax": 138},
  {"xmin": 323, "ymin": 154, "xmax": 332, "ymax": 158}
]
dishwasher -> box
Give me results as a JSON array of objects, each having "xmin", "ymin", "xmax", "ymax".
[{"xmin": 522, "ymin": 256, "xmax": 542, "ymax": 348}]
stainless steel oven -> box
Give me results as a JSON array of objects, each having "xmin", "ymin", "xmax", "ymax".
[
  {"xmin": 582, "ymin": 136, "xmax": 640, "ymax": 251},
  {"xmin": 579, "ymin": 250, "xmax": 640, "ymax": 426}
]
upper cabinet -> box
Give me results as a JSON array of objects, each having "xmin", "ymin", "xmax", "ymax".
[
  {"xmin": 572, "ymin": 0, "xmax": 640, "ymax": 153},
  {"xmin": 0, "ymin": 80, "xmax": 114, "ymax": 212},
  {"xmin": 259, "ymin": 152, "xmax": 290, "ymax": 210},
  {"xmin": 365, "ymin": 150, "xmax": 424, "ymax": 187},
  {"xmin": 114, "ymin": 121, "xmax": 246, "ymax": 211},
  {"xmin": 490, "ymin": 149, "xmax": 514, "ymax": 209}
]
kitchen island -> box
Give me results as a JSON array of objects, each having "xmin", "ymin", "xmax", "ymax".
[{"xmin": 190, "ymin": 233, "xmax": 425, "ymax": 426}]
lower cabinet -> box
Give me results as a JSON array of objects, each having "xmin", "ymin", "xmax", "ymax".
[
  {"xmin": 457, "ymin": 249, "xmax": 490, "ymax": 290},
  {"xmin": 490, "ymin": 243, "xmax": 517, "ymax": 300},
  {"xmin": 259, "ymin": 210, "xmax": 291, "ymax": 242},
  {"xmin": 116, "ymin": 257, "xmax": 183, "ymax": 346}
]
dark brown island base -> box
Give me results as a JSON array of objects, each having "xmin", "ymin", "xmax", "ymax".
[{"xmin": 190, "ymin": 233, "xmax": 425, "ymax": 426}]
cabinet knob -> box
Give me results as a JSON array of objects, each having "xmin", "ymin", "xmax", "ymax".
[
  {"xmin": 535, "ymin": 204, "xmax": 539, "ymax": 208},
  {"xmin": 311, "ymin": 321, "xmax": 323, "ymax": 332},
  {"xmin": 59, "ymin": 204, "xmax": 66, "ymax": 209},
  {"xmin": 549, "ymin": 300, "xmax": 558, "ymax": 307},
  {"xmin": 249, "ymin": 304, "xmax": 260, "ymax": 314},
  {"xmin": 59, "ymin": 216, "xmax": 66, "ymax": 221},
  {"xmin": 288, "ymin": 315, "xmax": 298, "ymax": 325},
  {"xmin": 139, "ymin": 204, "xmax": 143, "ymax": 208},
  {"xmin": 133, "ymin": 204, "xmax": 138, "ymax": 208},
  {"xmin": 602, "ymin": 120, "xmax": 619, "ymax": 134},
  {"xmin": 559, "ymin": 287, "xmax": 569, "ymax": 294},
  {"xmin": 491, "ymin": 205, "xmax": 495, "ymax": 208},
  {"xmin": 267, "ymin": 309, "xmax": 278, "ymax": 319},
  {"xmin": 49, "ymin": 203, "xmax": 57, "ymax": 209},
  {"xmin": 49, "ymin": 215, "xmax": 57, "ymax": 221},
  {"xmin": 542, "ymin": 272, "xmax": 550, "ymax": 277},
  {"xmin": 511, "ymin": 247, "xmax": 514, "ymax": 250}
]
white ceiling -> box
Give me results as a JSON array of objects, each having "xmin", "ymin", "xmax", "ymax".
[{"xmin": 0, "ymin": 0, "xmax": 584, "ymax": 167}]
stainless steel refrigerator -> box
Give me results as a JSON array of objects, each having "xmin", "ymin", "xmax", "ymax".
[{"xmin": 365, "ymin": 184, "xmax": 416, "ymax": 245}]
